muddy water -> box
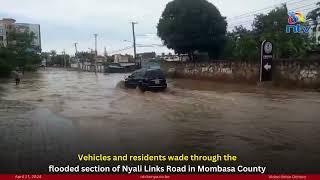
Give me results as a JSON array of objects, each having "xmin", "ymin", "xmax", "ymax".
[{"xmin": 0, "ymin": 68, "xmax": 320, "ymax": 173}]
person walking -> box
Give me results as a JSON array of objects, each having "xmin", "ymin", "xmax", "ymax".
[{"xmin": 12, "ymin": 68, "xmax": 22, "ymax": 85}]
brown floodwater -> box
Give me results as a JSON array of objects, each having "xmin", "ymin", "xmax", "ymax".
[{"xmin": 0, "ymin": 68, "xmax": 319, "ymax": 173}]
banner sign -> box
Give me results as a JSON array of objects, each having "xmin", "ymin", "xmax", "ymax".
[{"xmin": 3, "ymin": 174, "xmax": 320, "ymax": 180}]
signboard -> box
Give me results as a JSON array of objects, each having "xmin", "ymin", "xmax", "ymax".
[{"xmin": 260, "ymin": 40, "xmax": 273, "ymax": 82}]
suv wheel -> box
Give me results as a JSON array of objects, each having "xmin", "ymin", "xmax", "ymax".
[{"xmin": 139, "ymin": 84, "xmax": 147, "ymax": 92}]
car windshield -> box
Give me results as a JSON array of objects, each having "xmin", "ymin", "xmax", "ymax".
[{"xmin": 144, "ymin": 70, "xmax": 165, "ymax": 79}]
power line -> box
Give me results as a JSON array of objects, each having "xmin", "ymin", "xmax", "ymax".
[
  {"xmin": 227, "ymin": 0, "xmax": 318, "ymax": 27},
  {"xmin": 133, "ymin": 0, "xmax": 317, "ymax": 35},
  {"xmin": 137, "ymin": 44, "xmax": 165, "ymax": 47},
  {"xmin": 109, "ymin": 44, "xmax": 165, "ymax": 55},
  {"xmin": 109, "ymin": 46, "xmax": 133, "ymax": 54},
  {"xmin": 227, "ymin": 0, "xmax": 315, "ymax": 21},
  {"xmin": 228, "ymin": 2, "xmax": 318, "ymax": 28},
  {"xmin": 136, "ymin": 33, "xmax": 157, "ymax": 37},
  {"xmin": 291, "ymin": 2, "xmax": 318, "ymax": 11},
  {"xmin": 229, "ymin": 19, "xmax": 254, "ymax": 27}
]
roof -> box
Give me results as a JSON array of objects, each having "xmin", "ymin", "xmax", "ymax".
[{"xmin": 0, "ymin": 18, "xmax": 16, "ymax": 23}]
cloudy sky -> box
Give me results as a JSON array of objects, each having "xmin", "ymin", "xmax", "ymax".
[{"xmin": 0, "ymin": 0, "xmax": 316, "ymax": 55}]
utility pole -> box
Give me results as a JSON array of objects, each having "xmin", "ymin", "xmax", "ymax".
[
  {"xmin": 94, "ymin": 34, "xmax": 98, "ymax": 74},
  {"xmin": 74, "ymin": 42, "xmax": 78, "ymax": 54},
  {"xmin": 94, "ymin": 34, "xmax": 98, "ymax": 56},
  {"xmin": 74, "ymin": 42, "xmax": 79, "ymax": 70},
  {"xmin": 104, "ymin": 47, "xmax": 107, "ymax": 57},
  {"xmin": 131, "ymin": 22, "xmax": 138, "ymax": 62},
  {"xmin": 62, "ymin": 49, "xmax": 66, "ymax": 68}
]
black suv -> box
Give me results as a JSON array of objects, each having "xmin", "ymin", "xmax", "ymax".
[{"xmin": 124, "ymin": 69, "xmax": 167, "ymax": 92}]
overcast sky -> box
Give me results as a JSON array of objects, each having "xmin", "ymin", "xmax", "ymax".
[{"xmin": 0, "ymin": 0, "xmax": 316, "ymax": 55}]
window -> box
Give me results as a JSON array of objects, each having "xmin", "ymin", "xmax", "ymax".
[
  {"xmin": 318, "ymin": 27, "xmax": 320, "ymax": 31},
  {"xmin": 145, "ymin": 70, "xmax": 165, "ymax": 79},
  {"xmin": 0, "ymin": 36, "xmax": 3, "ymax": 41}
]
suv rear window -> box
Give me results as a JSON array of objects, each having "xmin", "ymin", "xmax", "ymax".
[{"xmin": 144, "ymin": 70, "xmax": 165, "ymax": 79}]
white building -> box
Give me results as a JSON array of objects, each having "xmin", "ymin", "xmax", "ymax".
[
  {"xmin": 114, "ymin": 54, "xmax": 130, "ymax": 63},
  {"xmin": 309, "ymin": 19, "xmax": 320, "ymax": 45}
]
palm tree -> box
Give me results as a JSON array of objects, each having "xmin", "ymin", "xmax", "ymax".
[{"xmin": 50, "ymin": 50, "xmax": 57, "ymax": 57}]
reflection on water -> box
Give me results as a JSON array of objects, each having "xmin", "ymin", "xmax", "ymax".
[{"xmin": 0, "ymin": 68, "xmax": 320, "ymax": 173}]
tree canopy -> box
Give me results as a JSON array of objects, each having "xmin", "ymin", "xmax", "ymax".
[
  {"xmin": 223, "ymin": 4, "xmax": 311, "ymax": 61},
  {"xmin": 0, "ymin": 30, "xmax": 41, "ymax": 76},
  {"xmin": 307, "ymin": 2, "xmax": 320, "ymax": 46},
  {"xmin": 157, "ymin": 0, "xmax": 227, "ymax": 58},
  {"xmin": 307, "ymin": 2, "xmax": 320, "ymax": 25}
]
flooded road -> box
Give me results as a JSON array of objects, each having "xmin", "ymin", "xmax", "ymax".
[{"xmin": 0, "ymin": 68, "xmax": 320, "ymax": 173}]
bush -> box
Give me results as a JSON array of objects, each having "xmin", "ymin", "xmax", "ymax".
[
  {"xmin": 24, "ymin": 64, "xmax": 38, "ymax": 72},
  {"xmin": 0, "ymin": 61, "xmax": 13, "ymax": 77}
]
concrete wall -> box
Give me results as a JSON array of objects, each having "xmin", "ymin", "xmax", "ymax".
[
  {"xmin": 273, "ymin": 60, "xmax": 320, "ymax": 88},
  {"xmin": 161, "ymin": 60, "xmax": 320, "ymax": 88}
]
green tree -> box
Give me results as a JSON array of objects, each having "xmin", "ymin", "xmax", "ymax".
[
  {"xmin": 0, "ymin": 48, "xmax": 15, "ymax": 77},
  {"xmin": 235, "ymin": 35, "xmax": 259, "ymax": 61},
  {"xmin": 0, "ymin": 30, "xmax": 40, "ymax": 76},
  {"xmin": 222, "ymin": 5, "xmax": 311, "ymax": 61},
  {"xmin": 77, "ymin": 51, "xmax": 94, "ymax": 64},
  {"xmin": 307, "ymin": 2, "xmax": 320, "ymax": 46},
  {"xmin": 222, "ymin": 33, "xmax": 236, "ymax": 59},
  {"xmin": 222, "ymin": 26, "xmax": 258, "ymax": 61},
  {"xmin": 50, "ymin": 50, "xmax": 57, "ymax": 57},
  {"xmin": 233, "ymin": 26, "xmax": 258, "ymax": 61},
  {"xmin": 41, "ymin": 52, "xmax": 50, "ymax": 61},
  {"xmin": 253, "ymin": 4, "xmax": 310, "ymax": 58},
  {"xmin": 157, "ymin": 0, "xmax": 227, "ymax": 59},
  {"xmin": 46, "ymin": 52, "xmax": 71, "ymax": 67},
  {"xmin": 307, "ymin": 2, "xmax": 320, "ymax": 25}
]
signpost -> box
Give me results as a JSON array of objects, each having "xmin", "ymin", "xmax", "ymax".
[{"xmin": 260, "ymin": 40, "xmax": 273, "ymax": 82}]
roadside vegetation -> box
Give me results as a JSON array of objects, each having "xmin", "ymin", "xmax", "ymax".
[
  {"xmin": 0, "ymin": 30, "xmax": 41, "ymax": 77},
  {"xmin": 158, "ymin": 0, "xmax": 318, "ymax": 62},
  {"xmin": 2, "ymin": 1, "xmax": 319, "ymax": 78},
  {"xmin": 157, "ymin": 0, "xmax": 227, "ymax": 60},
  {"xmin": 41, "ymin": 50, "xmax": 71, "ymax": 67}
]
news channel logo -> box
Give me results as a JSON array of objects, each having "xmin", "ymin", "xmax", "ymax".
[{"xmin": 286, "ymin": 11, "xmax": 311, "ymax": 34}]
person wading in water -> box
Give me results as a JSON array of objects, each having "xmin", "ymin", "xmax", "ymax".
[{"xmin": 12, "ymin": 68, "xmax": 22, "ymax": 85}]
